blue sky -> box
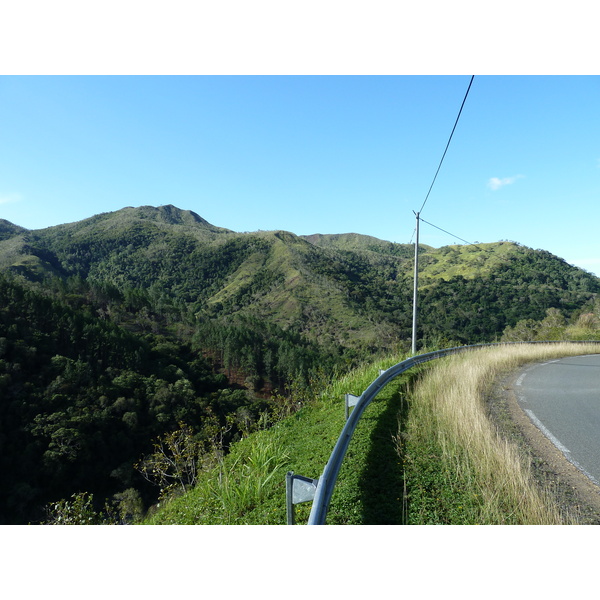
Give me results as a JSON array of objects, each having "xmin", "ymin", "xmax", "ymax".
[{"xmin": 2, "ymin": 75, "xmax": 599, "ymax": 274}]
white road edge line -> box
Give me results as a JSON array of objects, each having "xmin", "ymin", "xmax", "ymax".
[
  {"xmin": 516, "ymin": 361, "xmax": 550, "ymax": 387},
  {"xmin": 524, "ymin": 409, "xmax": 570, "ymax": 454},
  {"xmin": 524, "ymin": 409, "xmax": 600, "ymax": 486}
]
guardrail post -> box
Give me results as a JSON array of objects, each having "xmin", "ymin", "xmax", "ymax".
[
  {"xmin": 345, "ymin": 394, "xmax": 360, "ymax": 420},
  {"xmin": 286, "ymin": 471, "xmax": 319, "ymax": 525}
]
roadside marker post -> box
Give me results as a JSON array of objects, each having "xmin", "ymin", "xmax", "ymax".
[
  {"xmin": 344, "ymin": 393, "xmax": 360, "ymax": 420},
  {"xmin": 286, "ymin": 471, "xmax": 319, "ymax": 525}
]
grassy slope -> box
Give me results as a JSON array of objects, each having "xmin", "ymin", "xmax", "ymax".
[
  {"xmin": 204, "ymin": 231, "xmax": 378, "ymax": 346},
  {"xmin": 418, "ymin": 241, "xmax": 517, "ymax": 281},
  {"xmin": 143, "ymin": 353, "xmax": 417, "ymax": 525}
]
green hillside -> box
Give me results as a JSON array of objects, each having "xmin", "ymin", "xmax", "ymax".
[
  {"xmin": 0, "ymin": 219, "xmax": 28, "ymax": 242},
  {"xmin": 3, "ymin": 205, "xmax": 598, "ymax": 351},
  {"xmin": 2, "ymin": 204, "xmax": 600, "ymax": 523},
  {"xmin": 418, "ymin": 241, "xmax": 517, "ymax": 281}
]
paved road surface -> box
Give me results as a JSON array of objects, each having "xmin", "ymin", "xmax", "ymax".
[{"xmin": 515, "ymin": 353, "xmax": 600, "ymax": 485}]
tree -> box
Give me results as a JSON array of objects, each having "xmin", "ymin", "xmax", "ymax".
[
  {"xmin": 501, "ymin": 318, "xmax": 540, "ymax": 342},
  {"xmin": 536, "ymin": 308, "xmax": 566, "ymax": 340},
  {"xmin": 44, "ymin": 492, "xmax": 103, "ymax": 525},
  {"xmin": 135, "ymin": 423, "xmax": 203, "ymax": 498},
  {"xmin": 111, "ymin": 488, "xmax": 145, "ymax": 524}
]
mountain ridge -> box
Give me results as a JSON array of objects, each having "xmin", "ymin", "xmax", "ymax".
[{"xmin": 1, "ymin": 204, "xmax": 599, "ymax": 349}]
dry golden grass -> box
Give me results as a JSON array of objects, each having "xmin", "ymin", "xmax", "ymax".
[{"xmin": 403, "ymin": 343, "xmax": 600, "ymax": 524}]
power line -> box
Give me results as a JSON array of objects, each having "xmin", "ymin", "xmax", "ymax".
[
  {"xmin": 417, "ymin": 75, "xmax": 475, "ymax": 216},
  {"xmin": 418, "ymin": 216, "xmax": 476, "ymax": 247},
  {"xmin": 409, "ymin": 216, "xmax": 476, "ymax": 248},
  {"xmin": 411, "ymin": 75, "xmax": 474, "ymax": 355}
]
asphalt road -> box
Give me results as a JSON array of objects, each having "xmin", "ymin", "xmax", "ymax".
[{"xmin": 515, "ymin": 354, "xmax": 600, "ymax": 486}]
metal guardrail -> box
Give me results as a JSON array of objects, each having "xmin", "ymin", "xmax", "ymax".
[{"xmin": 286, "ymin": 340, "xmax": 600, "ymax": 525}]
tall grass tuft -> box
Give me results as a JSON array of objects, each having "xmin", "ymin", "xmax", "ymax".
[
  {"xmin": 196, "ymin": 439, "xmax": 289, "ymax": 524},
  {"xmin": 401, "ymin": 342, "xmax": 600, "ymax": 524}
]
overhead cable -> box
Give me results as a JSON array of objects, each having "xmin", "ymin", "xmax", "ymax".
[
  {"xmin": 417, "ymin": 75, "xmax": 475, "ymax": 215},
  {"xmin": 418, "ymin": 216, "xmax": 476, "ymax": 246}
]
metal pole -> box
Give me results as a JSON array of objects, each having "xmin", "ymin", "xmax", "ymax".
[
  {"xmin": 286, "ymin": 471, "xmax": 295, "ymax": 525},
  {"xmin": 411, "ymin": 212, "xmax": 420, "ymax": 355}
]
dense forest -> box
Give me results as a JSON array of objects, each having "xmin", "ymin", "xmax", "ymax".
[
  {"xmin": 1, "ymin": 204, "xmax": 599, "ymax": 523},
  {"xmin": 418, "ymin": 248, "xmax": 600, "ymax": 343}
]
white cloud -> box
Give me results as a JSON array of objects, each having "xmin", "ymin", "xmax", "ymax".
[
  {"xmin": 487, "ymin": 175, "xmax": 524, "ymax": 191},
  {"xmin": 0, "ymin": 193, "xmax": 22, "ymax": 205}
]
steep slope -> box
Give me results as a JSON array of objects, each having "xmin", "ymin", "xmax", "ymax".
[{"xmin": 0, "ymin": 219, "xmax": 28, "ymax": 241}]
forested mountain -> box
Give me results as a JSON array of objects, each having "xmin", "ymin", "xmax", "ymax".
[
  {"xmin": 0, "ymin": 219, "xmax": 28, "ymax": 242},
  {"xmin": 4, "ymin": 204, "xmax": 599, "ymax": 349},
  {"xmin": 1, "ymin": 203, "xmax": 599, "ymax": 523}
]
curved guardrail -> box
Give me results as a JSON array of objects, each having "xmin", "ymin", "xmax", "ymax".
[
  {"xmin": 288, "ymin": 340, "xmax": 600, "ymax": 525},
  {"xmin": 306, "ymin": 344, "xmax": 469, "ymax": 525}
]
